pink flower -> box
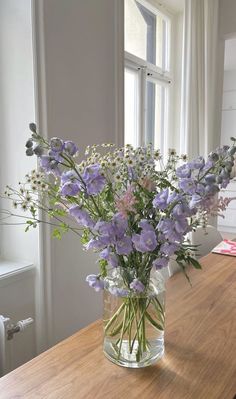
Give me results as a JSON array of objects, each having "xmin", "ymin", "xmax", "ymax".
[
  {"xmin": 139, "ymin": 177, "xmax": 156, "ymax": 192},
  {"xmin": 203, "ymin": 196, "xmax": 236, "ymax": 217},
  {"xmin": 116, "ymin": 186, "xmax": 137, "ymax": 217}
]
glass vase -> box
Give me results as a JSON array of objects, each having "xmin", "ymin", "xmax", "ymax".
[{"xmin": 103, "ymin": 268, "xmax": 165, "ymax": 368}]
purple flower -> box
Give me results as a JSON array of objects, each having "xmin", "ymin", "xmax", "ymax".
[
  {"xmin": 60, "ymin": 182, "xmax": 80, "ymax": 196},
  {"xmin": 196, "ymin": 183, "xmax": 205, "ymax": 195},
  {"xmin": 189, "ymin": 156, "xmax": 205, "ymax": 169},
  {"xmin": 94, "ymin": 221, "xmax": 114, "ymax": 237},
  {"xmin": 153, "ymin": 257, "xmax": 169, "ymax": 269},
  {"xmin": 176, "ymin": 164, "xmax": 191, "ymax": 178},
  {"xmin": 94, "ymin": 214, "xmax": 128, "ymax": 244},
  {"xmin": 82, "ymin": 164, "xmax": 106, "ymax": 195},
  {"xmin": 204, "ymin": 174, "xmax": 216, "ymax": 184},
  {"xmin": 109, "ymin": 287, "xmax": 129, "ymax": 297},
  {"xmin": 201, "ymin": 160, "xmax": 214, "ymax": 173},
  {"xmin": 86, "ymin": 239, "xmax": 103, "ymax": 250},
  {"xmin": 83, "ymin": 164, "xmax": 100, "ymax": 180},
  {"xmin": 48, "ymin": 149, "xmax": 63, "ymax": 162},
  {"xmin": 93, "ymin": 222, "xmax": 116, "ymax": 246},
  {"xmin": 116, "ymin": 236, "xmax": 133, "ymax": 255},
  {"xmin": 132, "ymin": 231, "xmax": 157, "ymax": 252},
  {"xmin": 61, "ymin": 170, "xmax": 78, "ymax": 184},
  {"xmin": 130, "ymin": 279, "xmax": 145, "ymax": 293},
  {"xmin": 160, "ymin": 242, "xmax": 179, "ymax": 256},
  {"xmin": 174, "ymin": 218, "xmax": 189, "ymax": 234},
  {"xmin": 179, "ymin": 178, "xmax": 196, "ymax": 195},
  {"xmin": 86, "ymin": 274, "xmax": 104, "ymax": 292},
  {"xmin": 64, "ymin": 141, "xmax": 78, "ymax": 156},
  {"xmin": 112, "ymin": 213, "xmax": 128, "ymax": 239},
  {"xmin": 40, "ymin": 155, "xmax": 61, "ymax": 176},
  {"xmin": 172, "ymin": 203, "xmax": 192, "ymax": 218},
  {"xmin": 189, "ymin": 194, "xmax": 202, "ymax": 209},
  {"xmin": 69, "ymin": 206, "xmax": 95, "ymax": 228},
  {"xmin": 86, "ymin": 175, "xmax": 106, "ymax": 195},
  {"xmin": 139, "ymin": 219, "xmax": 155, "ymax": 232},
  {"xmin": 153, "ymin": 188, "xmax": 169, "ymax": 210},
  {"xmin": 167, "ymin": 191, "xmax": 181, "ymax": 204},
  {"xmin": 157, "ymin": 219, "xmax": 184, "ymax": 242},
  {"xmin": 50, "ymin": 137, "xmax": 64, "ymax": 152},
  {"xmin": 99, "ymin": 248, "xmax": 118, "ymax": 268}
]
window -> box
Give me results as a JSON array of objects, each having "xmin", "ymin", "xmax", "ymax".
[{"xmin": 124, "ymin": 0, "xmax": 172, "ymax": 152}]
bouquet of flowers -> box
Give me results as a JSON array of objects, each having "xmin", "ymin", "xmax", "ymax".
[{"xmin": 3, "ymin": 123, "xmax": 236, "ymax": 367}]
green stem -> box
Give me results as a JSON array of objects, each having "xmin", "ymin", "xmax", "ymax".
[
  {"xmin": 118, "ymin": 304, "xmax": 128, "ymax": 359},
  {"xmin": 130, "ymin": 298, "xmax": 150, "ymax": 356},
  {"xmin": 104, "ymin": 302, "xmax": 126, "ymax": 333}
]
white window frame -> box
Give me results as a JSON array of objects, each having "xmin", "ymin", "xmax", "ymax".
[{"xmin": 124, "ymin": 0, "xmax": 173, "ymax": 152}]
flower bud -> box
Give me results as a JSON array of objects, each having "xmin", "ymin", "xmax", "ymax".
[
  {"xmin": 228, "ymin": 146, "xmax": 236, "ymax": 156},
  {"xmin": 220, "ymin": 169, "xmax": 230, "ymax": 179},
  {"xmin": 26, "ymin": 148, "xmax": 34, "ymax": 156},
  {"xmin": 50, "ymin": 137, "xmax": 64, "ymax": 152},
  {"xmin": 208, "ymin": 152, "xmax": 219, "ymax": 162},
  {"xmin": 205, "ymin": 184, "xmax": 219, "ymax": 195},
  {"xmin": 216, "ymin": 175, "xmax": 223, "ymax": 184},
  {"xmin": 29, "ymin": 123, "xmax": 37, "ymax": 133},
  {"xmin": 205, "ymin": 174, "xmax": 216, "ymax": 184},
  {"xmin": 64, "ymin": 141, "xmax": 78, "ymax": 156},
  {"xmin": 33, "ymin": 145, "xmax": 44, "ymax": 156},
  {"xmin": 25, "ymin": 139, "xmax": 33, "ymax": 148}
]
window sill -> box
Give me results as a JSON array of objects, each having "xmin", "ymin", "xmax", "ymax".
[{"xmin": 0, "ymin": 259, "xmax": 34, "ymax": 281}]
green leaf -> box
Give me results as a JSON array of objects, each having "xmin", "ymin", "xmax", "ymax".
[
  {"xmin": 52, "ymin": 229, "xmax": 62, "ymax": 240},
  {"xmin": 53, "ymin": 209, "xmax": 67, "ymax": 217},
  {"xmin": 59, "ymin": 222, "xmax": 69, "ymax": 233},
  {"xmin": 189, "ymin": 257, "xmax": 202, "ymax": 269},
  {"xmin": 30, "ymin": 206, "xmax": 36, "ymax": 217},
  {"xmin": 176, "ymin": 260, "xmax": 192, "ymax": 287},
  {"xmin": 145, "ymin": 311, "xmax": 164, "ymax": 331},
  {"xmin": 99, "ymin": 259, "xmax": 108, "ymax": 277},
  {"xmin": 80, "ymin": 228, "xmax": 90, "ymax": 245},
  {"xmin": 105, "ymin": 183, "xmax": 114, "ymax": 203}
]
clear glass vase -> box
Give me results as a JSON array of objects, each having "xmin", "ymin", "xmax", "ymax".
[{"xmin": 103, "ymin": 268, "xmax": 165, "ymax": 368}]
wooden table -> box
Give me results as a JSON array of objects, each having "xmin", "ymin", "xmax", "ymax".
[{"xmin": 0, "ymin": 253, "xmax": 235, "ymax": 399}]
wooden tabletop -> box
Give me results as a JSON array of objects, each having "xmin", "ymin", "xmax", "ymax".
[{"xmin": 0, "ymin": 253, "xmax": 235, "ymax": 399}]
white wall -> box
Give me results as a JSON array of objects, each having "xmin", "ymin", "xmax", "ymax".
[
  {"xmin": 0, "ymin": 0, "xmax": 38, "ymax": 367},
  {"xmin": 219, "ymin": 0, "xmax": 236, "ymax": 39},
  {"xmin": 0, "ymin": 0, "xmax": 38, "ymax": 263},
  {"xmin": 221, "ymin": 70, "xmax": 236, "ymax": 145},
  {"xmin": 33, "ymin": 0, "xmax": 124, "ymax": 345},
  {"xmin": 0, "ymin": 267, "xmax": 36, "ymax": 375}
]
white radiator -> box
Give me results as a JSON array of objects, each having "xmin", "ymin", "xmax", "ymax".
[{"xmin": 0, "ymin": 315, "xmax": 34, "ymax": 377}]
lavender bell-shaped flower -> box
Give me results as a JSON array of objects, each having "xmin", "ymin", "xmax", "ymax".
[
  {"xmin": 86, "ymin": 275, "xmax": 104, "ymax": 292},
  {"xmin": 130, "ymin": 279, "xmax": 145, "ymax": 293}
]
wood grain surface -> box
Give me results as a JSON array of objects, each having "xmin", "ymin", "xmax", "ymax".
[{"xmin": 0, "ymin": 253, "xmax": 235, "ymax": 399}]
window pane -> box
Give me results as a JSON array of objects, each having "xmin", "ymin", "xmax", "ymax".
[
  {"xmin": 145, "ymin": 80, "xmax": 166, "ymax": 150},
  {"xmin": 125, "ymin": 68, "xmax": 139, "ymax": 146},
  {"xmin": 125, "ymin": 0, "xmax": 165, "ymax": 68}
]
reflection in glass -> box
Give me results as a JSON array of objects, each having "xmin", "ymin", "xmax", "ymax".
[
  {"xmin": 125, "ymin": 68, "xmax": 139, "ymax": 146},
  {"xmin": 125, "ymin": 0, "xmax": 166, "ymax": 69},
  {"xmin": 145, "ymin": 80, "xmax": 166, "ymax": 150}
]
